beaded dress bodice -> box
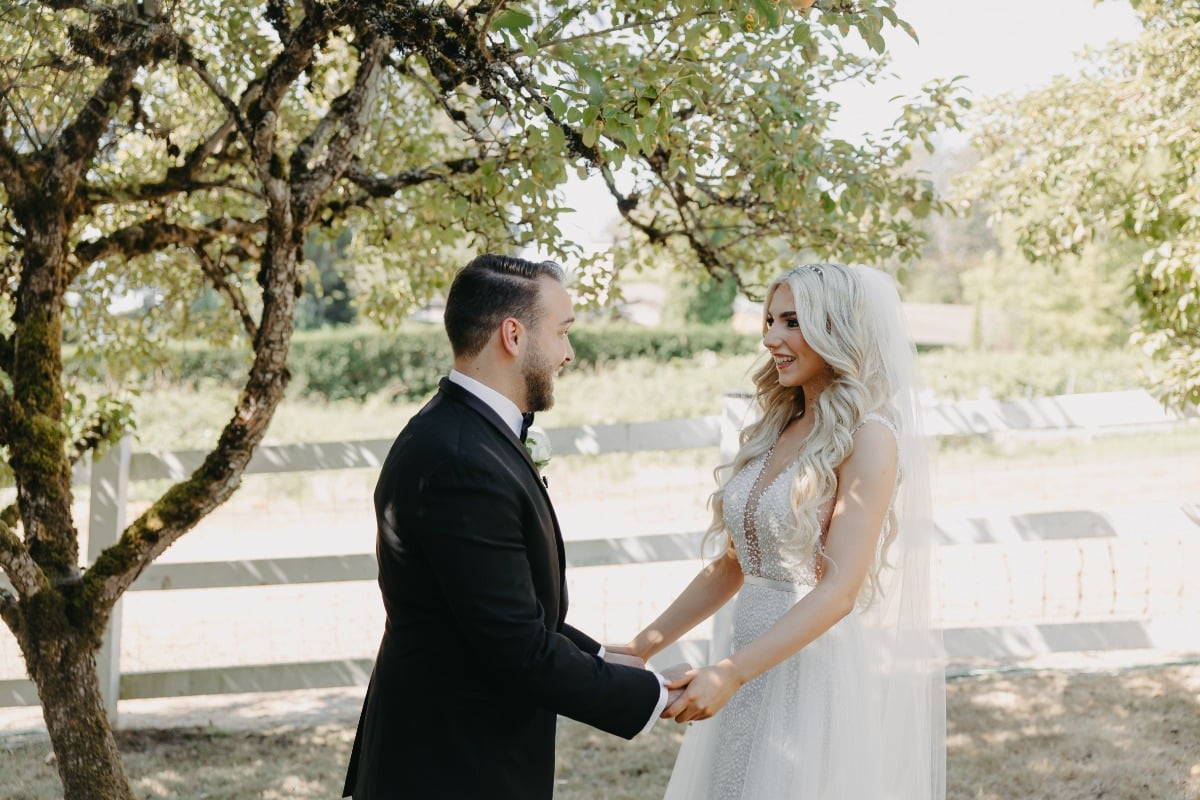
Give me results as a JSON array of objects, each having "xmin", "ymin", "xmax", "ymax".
[
  {"xmin": 722, "ymin": 412, "xmax": 898, "ymax": 587},
  {"xmin": 722, "ymin": 451, "xmax": 831, "ymax": 587}
]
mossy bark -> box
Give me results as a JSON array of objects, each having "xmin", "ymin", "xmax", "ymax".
[{"xmin": 13, "ymin": 578, "xmax": 132, "ymax": 799}]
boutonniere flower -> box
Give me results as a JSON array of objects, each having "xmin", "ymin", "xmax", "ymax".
[{"xmin": 524, "ymin": 426, "xmax": 552, "ymax": 470}]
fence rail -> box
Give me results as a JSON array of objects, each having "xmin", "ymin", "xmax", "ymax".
[{"xmin": 1, "ymin": 390, "xmax": 1197, "ymax": 723}]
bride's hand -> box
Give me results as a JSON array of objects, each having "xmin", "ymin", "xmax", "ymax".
[
  {"xmin": 663, "ymin": 662, "xmax": 742, "ymax": 723},
  {"xmin": 603, "ymin": 650, "xmax": 646, "ymax": 670},
  {"xmin": 659, "ymin": 663, "xmax": 695, "ymax": 716}
]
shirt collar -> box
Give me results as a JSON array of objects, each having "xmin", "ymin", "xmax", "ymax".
[{"xmin": 448, "ymin": 369, "xmax": 524, "ymax": 439}]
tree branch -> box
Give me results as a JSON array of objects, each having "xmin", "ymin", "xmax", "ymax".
[
  {"xmin": 246, "ymin": 1, "xmax": 347, "ymax": 165},
  {"xmin": 67, "ymin": 427, "xmax": 108, "ymax": 469},
  {"xmin": 541, "ymin": 13, "xmax": 689, "ymax": 48},
  {"xmin": 72, "ymin": 217, "xmax": 266, "ymax": 275},
  {"xmin": 50, "ymin": 19, "xmax": 164, "ymax": 194},
  {"xmin": 82, "ymin": 175, "xmax": 257, "ymax": 212},
  {"xmin": 66, "ymin": 404, "xmax": 128, "ymax": 468},
  {"xmin": 0, "ymin": 381, "xmax": 14, "ymax": 449},
  {"xmin": 68, "ymin": 26, "xmax": 262, "ymax": 214},
  {"xmin": 83, "ymin": 270, "xmax": 297, "ymax": 606},
  {"xmin": 291, "ymin": 30, "xmax": 393, "ymax": 223},
  {"xmin": 482, "ymin": 38, "xmax": 689, "ymax": 259},
  {"xmin": 174, "ymin": 37, "xmax": 254, "ymax": 147},
  {"xmin": 193, "ymin": 246, "xmax": 258, "ymax": 340},
  {"xmin": 35, "ymin": 0, "xmax": 97, "ymax": 10},
  {"xmin": 0, "ymin": 129, "xmax": 30, "ymax": 210},
  {"xmin": 75, "ymin": 7, "xmax": 359, "ymax": 605},
  {"xmin": 495, "ymin": 29, "xmax": 747, "ymax": 282},
  {"xmin": 0, "ymin": 587, "xmax": 16, "ymax": 634},
  {"xmin": 474, "ymin": 0, "xmax": 512, "ymax": 61},
  {"xmin": 322, "ymin": 157, "xmax": 486, "ymax": 216},
  {"xmin": 0, "ymin": 502, "xmax": 17, "ymax": 531},
  {"xmin": 377, "ymin": 0, "xmax": 506, "ymax": 96},
  {"xmin": 0, "ymin": 517, "xmax": 47, "ymax": 601}
]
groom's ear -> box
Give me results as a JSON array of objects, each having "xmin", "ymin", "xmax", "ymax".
[{"xmin": 497, "ymin": 317, "xmax": 524, "ymax": 358}]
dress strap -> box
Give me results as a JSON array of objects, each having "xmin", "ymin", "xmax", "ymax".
[
  {"xmin": 854, "ymin": 412, "xmax": 899, "ymax": 440},
  {"xmin": 853, "ymin": 412, "xmax": 903, "ymax": 489}
]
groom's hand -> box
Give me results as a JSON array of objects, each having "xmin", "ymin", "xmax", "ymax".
[{"xmin": 659, "ymin": 663, "xmax": 695, "ymax": 717}]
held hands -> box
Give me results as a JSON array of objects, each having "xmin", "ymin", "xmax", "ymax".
[
  {"xmin": 662, "ymin": 660, "xmax": 742, "ymax": 723},
  {"xmin": 603, "ymin": 645, "xmax": 717, "ymax": 721},
  {"xmin": 659, "ymin": 662, "xmax": 694, "ymax": 713}
]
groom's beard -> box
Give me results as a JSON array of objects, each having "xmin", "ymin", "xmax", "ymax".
[{"xmin": 522, "ymin": 346, "xmax": 556, "ymax": 413}]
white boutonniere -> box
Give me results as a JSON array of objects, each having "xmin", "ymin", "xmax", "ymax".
[{"xmin": 524, "ymin": 426, "xmax": 552, "ymax": 470}]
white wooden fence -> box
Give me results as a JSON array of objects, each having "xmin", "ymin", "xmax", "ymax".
[{"xmin": 1, "ymin": 389, "xmax": 1197, "ymax": 725}]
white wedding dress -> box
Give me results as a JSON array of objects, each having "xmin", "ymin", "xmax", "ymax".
[{"xmin": 664, "ymin": 414, "xmax": 918, "ymax": 799}]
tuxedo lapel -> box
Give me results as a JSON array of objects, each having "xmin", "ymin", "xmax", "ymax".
[
  {"xmin": 437, "ymin": 378, "xmax": 567, "ymax": 621},
  {"xmin": 438, "ymin": 379, "xmax": 542, "ymax": 475}
]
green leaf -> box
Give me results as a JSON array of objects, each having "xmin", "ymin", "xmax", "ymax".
[
  {"xmin": 548, "ymin": 124, "xmax": 565, "ymax": 153},
  {"xmin": 492, "ymin": 9, "xmax": 534, "ymax": 31},
  {"xmin": 576, "ymin": 62, "xmax": 607, "ymax": 104}
]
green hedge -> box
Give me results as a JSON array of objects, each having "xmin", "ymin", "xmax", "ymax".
[
  {"xmin": 69, "ymin": 326, "xmax": 1145, "ymax": 403},
  {"xmin": 126, "ymin": 324, "xmax": 763, "ymax": 402}
]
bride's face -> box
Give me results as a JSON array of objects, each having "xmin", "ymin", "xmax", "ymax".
[{"xmin": 763, "ymin": 284, "xmax": 828, "ymax": 389}]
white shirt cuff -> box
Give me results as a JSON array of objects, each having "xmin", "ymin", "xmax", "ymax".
[
  {"xmin": 596, "ymin": 644, "xmax": 606, "ymax": 660},
  {"xmin": 639, "ymin": 672, "xmax": 670, "ymax": 735}
]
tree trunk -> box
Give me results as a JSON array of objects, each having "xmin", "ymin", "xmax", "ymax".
[{"xmin": 22, "ymin": 611, "xmax": 135, "ymax": 800}]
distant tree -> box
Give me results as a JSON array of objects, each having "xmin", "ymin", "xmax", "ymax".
[
  {"xmin": 901, "ymin": 145, "xmax": 997, "ymax": 304},
  {"xmin": 0, "ymin": 2, "xmax": 963, "ymax": 796},
  {"xmin": 660, "ymin": 270, "xmax": 740, "ymax": 325},
  {"xmin": 298, "ymin": 229, "xmax": 357, "ymax": 329},
  {"xmin": 962, "ymin": 0, "xmax": 1200, "ymax": 406},
  {"xmin": 962, "ymin": 225, "xmax": 1138, "ymax": 352}
]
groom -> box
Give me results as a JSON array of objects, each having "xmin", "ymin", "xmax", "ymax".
[{"xmin": 343, "ymin": 254, "xmax": 673, "ymax": 799}]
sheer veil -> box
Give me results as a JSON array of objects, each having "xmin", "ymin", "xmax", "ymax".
[{"xmin": 853, "ymin": 264, "xmax": 947, "ymax": 799}]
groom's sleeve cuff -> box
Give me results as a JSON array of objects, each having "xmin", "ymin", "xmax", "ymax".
[{"xmin": 639, "ymin": 672, "xmax": 670, "ymax": 735}]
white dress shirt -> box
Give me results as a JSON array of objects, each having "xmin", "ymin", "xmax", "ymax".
[{"xmin": 445, "ymin": 370, "xmax": 670, "ymax": 733}]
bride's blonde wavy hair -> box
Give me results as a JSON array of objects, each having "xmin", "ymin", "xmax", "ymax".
[{"xmin": 706, "ymin": 263, "xmax": 900, "ymax": 607}]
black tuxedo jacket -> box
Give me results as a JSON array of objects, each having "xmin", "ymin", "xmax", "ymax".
[{"xmin": 343, "ymin": 378, "xmax": 662, "ymax": 799}]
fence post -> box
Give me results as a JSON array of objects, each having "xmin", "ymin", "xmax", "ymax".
[{"xmin": 88, "ymin": 434, "xmax": 131, "ymax": 727}]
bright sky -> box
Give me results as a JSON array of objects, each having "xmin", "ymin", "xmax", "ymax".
[
  {"xmin": 830, "ymin": 0, "xmax": 1141, "ymax": 139},
  {"xmin": 549, "ymin": 0, "xmax": 1142, "ymax": 258}
]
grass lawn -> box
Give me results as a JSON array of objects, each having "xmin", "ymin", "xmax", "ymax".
[{"xmin": 2, "ymin": 663, "xmax": 1197, "ymax": 799}]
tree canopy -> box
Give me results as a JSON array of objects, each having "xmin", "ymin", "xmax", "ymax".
[{"xmin": 962, "ymin": 0, "xmax": 1200, "ymax": 407}]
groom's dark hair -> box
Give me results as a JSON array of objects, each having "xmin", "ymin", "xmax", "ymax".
[{"xmin": 444, "ymin": 253, "xmax": 566, "ymax": 358}]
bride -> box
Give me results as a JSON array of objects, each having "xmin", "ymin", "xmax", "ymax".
[{"xmin": 612, "ymin": 263, "xmax": 946, "ymax": 799}]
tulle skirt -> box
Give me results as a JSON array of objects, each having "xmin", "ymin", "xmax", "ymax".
[{"xmin": 663, "ymin": 577, "xmax": 885, "ymax": 799}]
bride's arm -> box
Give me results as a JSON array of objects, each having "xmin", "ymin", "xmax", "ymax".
[
  {"xmin": 612, "ymin": 546, "xmax": 745, "ymax": 662},
  {"xmin": 665, "ymin": 422, "xmax": 898, "ymax": 722}
]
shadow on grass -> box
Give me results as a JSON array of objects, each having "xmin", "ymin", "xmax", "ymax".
[
  {"xmin": 555, "ymin": 718, "xmax": 685, "ymax": 800},
  {"xmin": 946, "ymin": 664, "xmax": 1200, "ymax": 800}
]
